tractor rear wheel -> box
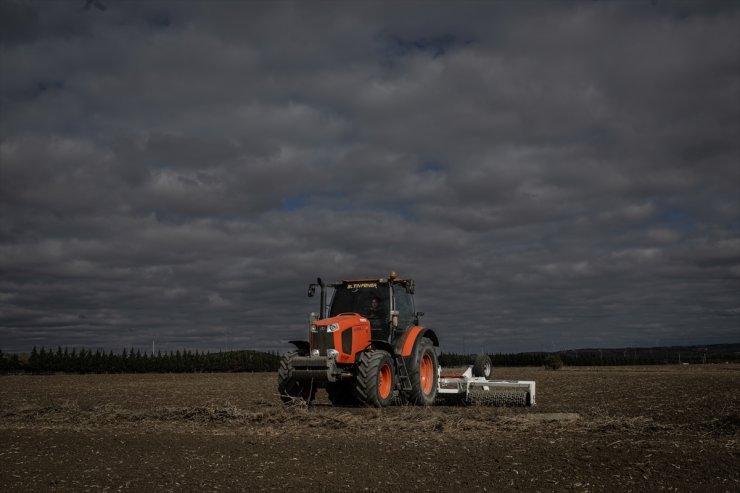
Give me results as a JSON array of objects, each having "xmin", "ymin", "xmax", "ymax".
[
  {"xmin": 277, "ymin": 350, "xmax": 316, "ymax": 404},
  {"xmin": 404, "ymin": 337, "xmax": 438, "ymax": 405},
  {"xmin": 353, "ymin": 350, "xmax": 395, "ymax": 407}
]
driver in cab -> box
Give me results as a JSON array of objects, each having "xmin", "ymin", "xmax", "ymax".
[{"xmin": 366, "ymin": 297, "xmax": 386, "ymax": 332}]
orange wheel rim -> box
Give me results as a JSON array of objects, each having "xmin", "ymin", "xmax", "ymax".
[
  {"xmin": 378, "ymin": 363, "xmax": 392, "ymax": 399},
  {"xmin": 420, "ymin": 354, "xmax": 433, "ymax": 395}
]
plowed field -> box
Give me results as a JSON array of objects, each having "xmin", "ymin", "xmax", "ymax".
[{"xmin": 1, "ymin": 365, "xmax": 738, "ymax": 492}]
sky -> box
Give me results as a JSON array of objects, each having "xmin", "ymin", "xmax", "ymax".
[{"xmin": 0, "ymin": 0, "xmax": 738, "ymax": 355}]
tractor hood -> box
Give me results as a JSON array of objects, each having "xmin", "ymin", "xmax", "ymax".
[
  {"xmin": 310, "ymin": 313, "xmax": 371, "ymax": 364},
  {"xmin": 314, "ymin": 312, "xmax": 368, "ymax": 329}
]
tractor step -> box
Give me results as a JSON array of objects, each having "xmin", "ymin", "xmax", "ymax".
[{"xmin": 395, "ymin": 356, "xmax": 413, "ymax": 392}]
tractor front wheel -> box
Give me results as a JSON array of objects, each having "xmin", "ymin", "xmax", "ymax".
[
  {"xmin": 353, "ymin": 350, "xmax": 395, "ymax": 407},
  {"xmin": 277, "ymin": 350, "xmax": 316, "ymax": 404}
]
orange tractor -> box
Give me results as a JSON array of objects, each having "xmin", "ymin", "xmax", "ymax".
[{"xmin": 278, "ymin": 272, "xmax": 439, "ymax": 407}]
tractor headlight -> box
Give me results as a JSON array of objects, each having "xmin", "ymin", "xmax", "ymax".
[
  {"xmin": 310, "ymin": 324, "xmax": 317, "ymax": 333},
  {"xmin": 311, "ymin": 349, "xmax": 320, "ymax": 357},
  {"xmin": 327, "ymin": 323, "xmax": 340, "ymax": 333},
  {"xmin": 327, "ymin": 349, "xmax": 339, "ymax": 359}
]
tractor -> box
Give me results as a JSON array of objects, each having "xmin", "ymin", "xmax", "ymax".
[{"xmin": 278, "ymin": 272, "xmax": 439, "ymax": 407}]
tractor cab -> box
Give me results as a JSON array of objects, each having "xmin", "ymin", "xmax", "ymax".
[
  {"xmin": 329, "ymin": 281, "xmax": 390, "ymax": 335},
  {"xmin": 310, "ymin": 272, "xmax": 418, "ymax": 342}
]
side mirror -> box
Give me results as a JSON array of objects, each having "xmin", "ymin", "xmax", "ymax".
[
  {"xmin": 407, "ymin": 280, "xmax": 415, "ymax": 294},
  {"xmin": 391, "ymin": 310, "xmax": 399, "ymax": 328},
  {"xmin": 307, "ymin": 284, "xmax": 316, "ymax": 297}
]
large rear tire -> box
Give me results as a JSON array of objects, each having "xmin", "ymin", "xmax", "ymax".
[
  {"xmin": 353, "ymin": 350, "xmax": 395, "ymax": 407},
  {"xmin": 277, "ymin": 350, "xmax": 316, "ymax": 404},
  {"xmin": 404, "ymin": 337, "xmax": 438, "ymax": 405}
]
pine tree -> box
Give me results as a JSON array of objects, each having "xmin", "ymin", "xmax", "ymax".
[{"xmin": 29, "ymin": 346, "xmax": 39, "ymax": 373}]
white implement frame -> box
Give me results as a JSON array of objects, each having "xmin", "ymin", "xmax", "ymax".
[{"xmin": 437, "ymin": 365, "xmax": 536, "ymax": 406}]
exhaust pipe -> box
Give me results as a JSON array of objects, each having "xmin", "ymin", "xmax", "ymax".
[{"xmin": 317, "ymin": 277, "xmax": 326, "ymax": 319}]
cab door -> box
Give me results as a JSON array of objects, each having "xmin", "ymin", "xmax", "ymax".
[{"xmin": 392, "ymin": 283, "xmax": 415, "ymax": 332}]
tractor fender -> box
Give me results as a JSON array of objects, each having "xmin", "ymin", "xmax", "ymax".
[
  {"xmin": 368, "ymin": 339, "xmax": 395, "ymax": 357},
  {"xmin": 395, "ymin": 327, "xmax": 439, "ymax": 358},
  {"xmin": 289, "ymin": 340, "xmax": 310, "ymax": 352},
  {"xmin": 353, "ymin": 339, "xmax": 395, "ymax": 365}
]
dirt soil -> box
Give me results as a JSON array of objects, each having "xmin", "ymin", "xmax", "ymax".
[{"xmin": 1, "ymin": 365, "xmax": 738, "ymax": 492}]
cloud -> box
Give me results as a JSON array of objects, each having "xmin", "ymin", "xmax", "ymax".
[{"xmin": 0, "ymin": 1, "xmax": 738, "ymax": 353}]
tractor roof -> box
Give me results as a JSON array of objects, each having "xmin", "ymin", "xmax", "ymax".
[{"xmin": 333, "ymin": 272, "xmax": 415, "ymax": 291}]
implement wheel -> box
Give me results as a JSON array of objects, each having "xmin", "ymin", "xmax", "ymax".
[
  {"xmin": 277, "ymin": 350, "xmax": 316, "ymax": 404},
  {"xmin": 353, "ymin": 350, "xmax": 395, "ymax": 407},
  {"xmin": 404, "ymin": 337, "xmax": 438, "ymax": 405},
  {"xmin": 473, "ymin": 354, "xmax": 492, "ymax": 378}
]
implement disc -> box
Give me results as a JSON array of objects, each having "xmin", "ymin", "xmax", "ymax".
[{"xmin": 467, "ymin": 390, "xmax": 529, "ymax": 407}]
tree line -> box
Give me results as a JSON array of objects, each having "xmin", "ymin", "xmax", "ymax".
[
  {"xmin": 2, "ymin": 343, "xmax": 737, "ymax": 374},
  {"xmin": 0, "ymin": 347, "xmax": 280, "ymax": 374}
]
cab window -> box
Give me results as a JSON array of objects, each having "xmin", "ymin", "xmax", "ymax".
[
  {"xmin": 329, "ymin": 285, "xmax": 389, "ymax": 320},
  {"xmin": 393, "ymin": 284, "xmax": 414, "ymax": 330}
]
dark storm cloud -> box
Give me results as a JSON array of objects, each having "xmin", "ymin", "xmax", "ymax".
[{"xmin": 1, "ymin": 0, "xmax": 738, "ymax": 354}]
